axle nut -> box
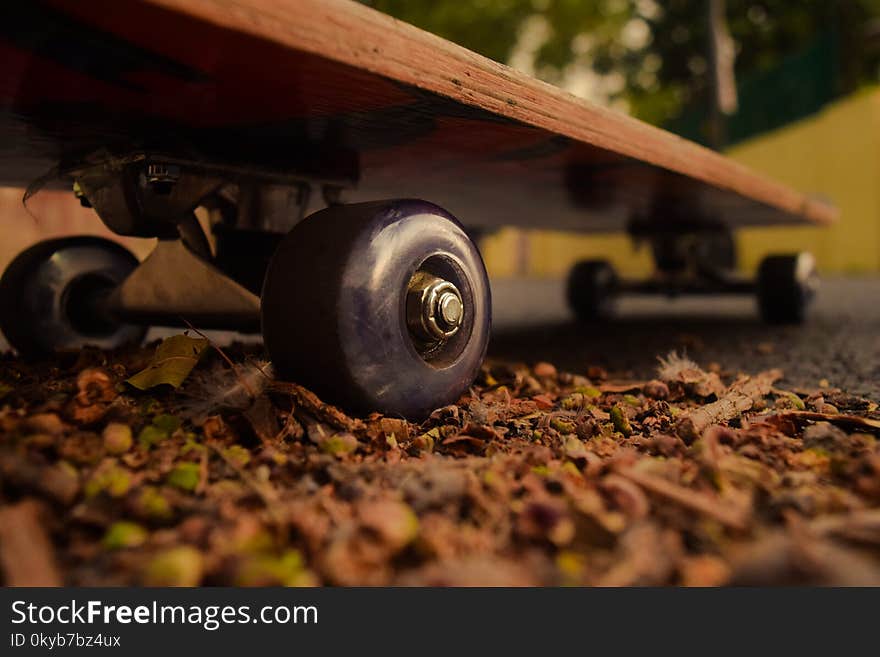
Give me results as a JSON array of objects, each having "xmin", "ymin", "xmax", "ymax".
[{"xmin": 406, "ymin": 272, "xmax": 464, "ymax": 343}]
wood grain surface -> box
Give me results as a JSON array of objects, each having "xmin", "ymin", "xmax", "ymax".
[{"xmin": 0, "ymin": 0, "xmax": 837, "ymax": 232}]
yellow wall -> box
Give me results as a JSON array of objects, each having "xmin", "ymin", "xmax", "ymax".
[
  {"xmin": 483, "ymin": 87, "xmax": 880, "ymax": 278},
  {"xmin": 731, "ymin": 88, "xmax": 880, "ymax": 274}
]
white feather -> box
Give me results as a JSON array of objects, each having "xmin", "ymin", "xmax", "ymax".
[
  {"xmin": 656, "ymin": 351, "xmax": 702, "ymax": 382},
  {"xmin": 179, "ymin": 358, "xmax": 273, "ymax": 420}
]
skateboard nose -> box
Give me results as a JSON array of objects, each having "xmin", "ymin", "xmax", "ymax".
[{"xmin": 406, "ymin": 273, "xmax": 464, "ymax": 343}]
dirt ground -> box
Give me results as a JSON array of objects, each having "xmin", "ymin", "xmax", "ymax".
[
  {"xmin": 1, "ymin": 329, "xmax": 879, "ymax": 586},
  {"xmin": 491, "ymin": 276, "xmax": 880, "ymax": 401}
]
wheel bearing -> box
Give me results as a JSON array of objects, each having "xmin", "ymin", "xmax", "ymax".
[{"xmin": 406, "ymin": 271, "xmax": 464, "ymax": 343}]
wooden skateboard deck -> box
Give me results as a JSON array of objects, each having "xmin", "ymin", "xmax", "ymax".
[{"xmin": 0, "ymin": 0, "xmax": 837, "ymax": 232}]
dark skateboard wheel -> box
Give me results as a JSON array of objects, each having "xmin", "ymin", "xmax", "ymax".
[
  {"xmin": 566, "ymin": 259, "xmax": 618, "ymax": 321},
  {"xmin": 261, "ymin": 200, "xmax": 491, "ymax": 419},
  {"xmin": 0, "ymin": 236, "xmax": 146, "ymax": 356},
  {"xmin": 756, "ymin": 252, "xmax": 818, "ymax": 324}
]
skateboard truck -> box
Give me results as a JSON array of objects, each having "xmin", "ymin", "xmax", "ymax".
[
  {"xmin": 566, "ymin": 220, "xmax": 818, "ymax": 324},
  {"xmin": 0, "ymin": 155, "xmax": 491, "ymax": 419},
  {"xmin": 105, "ymin": 239, "xmax": 261, "ymax": 332}
]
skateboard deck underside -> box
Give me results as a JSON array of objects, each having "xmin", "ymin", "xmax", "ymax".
[{"xmin": 0, "ymin": 0, "xmax": 837, "ymax": 232}]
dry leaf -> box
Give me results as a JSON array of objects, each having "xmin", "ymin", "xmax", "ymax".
[{"xmin": 127, "ymin": 334, "xmax": 210, "ymax": 390}]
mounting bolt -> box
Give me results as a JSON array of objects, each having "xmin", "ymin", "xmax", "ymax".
[
  {"xmin": 144, "ymin": 162, "xmax": 180, "ymax": 195},
  {"xmin": 407, "ymin": 272, "xmax": 464, "ymax": 343}
]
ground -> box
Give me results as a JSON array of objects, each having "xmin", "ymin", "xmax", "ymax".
[
  {"xmin": 491, "ymin": 276, "xmax": 880, "ymax": 400},
  {"xmin": 0, "ymin": 277, "xmax": 879, "ymax": 586}
]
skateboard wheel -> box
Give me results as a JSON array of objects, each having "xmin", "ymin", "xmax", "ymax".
[
  {"xmin": 0, "ymin": 236, "xmax": 146, "ymax": 355},
  {"xmin": 261, "ymin": 200, "xmax": 491, "ymax": 419},
  {"xmin": 566, "ymin": 259, "xmax": 618, "ymax": 321},
  {"xmin": 756, "ymin": 252, "xmax": 818, "ymax": 324}
]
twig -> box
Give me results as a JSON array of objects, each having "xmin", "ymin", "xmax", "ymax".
[
  {"xmin": 676, "ymin": 369, "xmax": 782, "ymax": 443},
  {"xmin": 269, "ymin": 380, "xmax": 365, "ymax": 433},
  {"xmin": 762, "ymin": 410, "xmax": 880, "ymax": 435}
]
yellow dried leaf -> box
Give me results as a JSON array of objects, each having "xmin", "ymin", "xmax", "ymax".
[{"xmin": 127, "ymin": 335, "xmax": 209, "ymax": 390}]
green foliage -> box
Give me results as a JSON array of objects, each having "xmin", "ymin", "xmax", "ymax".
[
  {"xmin": 364, "ymin": 0, "xmax": 534, "ymax": 64},
  {"xmin": 235, "ymin": 550, "xmax": 311, "ymax": 586},
  {"xmin": 153, "ymin": 414, "xmax": 182, "ymax": 433},
  {"xmin": 143, "ymin": 547, "xmax": 204, "ymax": 586},
  {"xmin": 137, "ymin": 414, "xmax": 183, "ymax": 449},
  {"xmin": 362, "ymin": 1, "xmax": 880, "ymax": 127},
  {"xmin": 103, "ymin": 521, "xmax": 148, "ymax": 550},
  {"xmin": 167, "ymin": 462, "xmax": 201, "ymax": 491},
  {"xmin": 223, "ymin": 444, "xmax": 251, "ymax": 468},
  {"xmin": 85, "ymin": 465, "xmax": 132, "ymax": 498},
  {"xmin": 137, "ymin": 424, "xmax": 169, "ymax": 449},
  {"xmin": 610, "ymin": 404, "xmax": 633, "ymax": 437},
  {"xmin": 136, "ymin": 486, "xmax": 173, "ymax": 520},
  {"xmin": 320, "ymin": 433, "xmax": 359, "ymax": 456}
]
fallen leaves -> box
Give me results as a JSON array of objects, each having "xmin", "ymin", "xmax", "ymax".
[
  {"xmin": 143, "ymin": 546, "xmax": 204, "ymax": 586},
  {"xmin": 615, "ymin": 465, "xmax": 750, "ymax": 531},
  {"xmin": 67, "ymin": 368, "xmax": 117, "ymax": 424},
  {"xmin": 357, "ymin": 500, "xmax": 419, "ymax": 552},
  {"xmin": 1, "ymin": 343, "xmax": 879, "ymax": 586},
  {"xmin": 103, "ymin": 422, "xmax": 133, "ymax": 454},
  {"xmin": 764, "ymin": 410, "xmax": 880, "ymax": 434},
  {"xmin": 127, "ymin": 334, "xmax": 209, "ymax": 390},
  {"xmin": 103, "ymin": 520, "xmax": 149, "ymax": 550},
  {"xmin": 675, "ymin": 369, "xmax": 782, "ymax": 443}
]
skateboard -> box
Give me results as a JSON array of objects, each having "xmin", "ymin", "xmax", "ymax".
[{"xmin": 0, "ymin": 0, "xmax": 837, "ymax": 418}]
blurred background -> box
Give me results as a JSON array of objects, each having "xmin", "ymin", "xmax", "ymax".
[
  {"xmin": 365, "ymin": 0, "xmax": 880, "ymax": 279},
  {"xmin": 3, "ymin": 0, "xmax": 880, "ymax": 279}
]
